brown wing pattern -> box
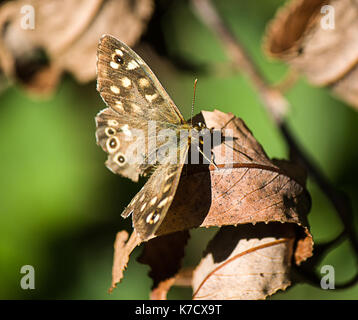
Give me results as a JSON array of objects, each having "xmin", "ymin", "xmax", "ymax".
[
  {"xmin": 96, "ymin": 34, "xmax": 184, "ymax": 124},
  {"xmin": 96, "ymin": 34, "xmax": 191, "ymax": 240},
  {"xmin": 123, "ymin": 152, "xmax": 188, "ymax": 241},
  {"xmin": 95, "ymin": 34, "xmax": 186, "ymax": 180}
]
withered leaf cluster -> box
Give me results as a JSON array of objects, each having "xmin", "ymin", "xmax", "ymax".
[
  {"xmin": 264, "ymin": 0, "xmax": 358, "ymax": 110},
  {"xmin": 0, "ymin": 0, "xmax": 153, "ymax": 94},
  {"xmin": 0, "ymin": 0, "xmax": 324, "ymax": 300},
  {"xmin": 112, "ymin": 110, "xmax": 313, "ymax": 300}
]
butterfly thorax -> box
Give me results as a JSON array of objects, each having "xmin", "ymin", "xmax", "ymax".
[{"xmin": 184, "ymin": 121, "xmax": 207, "ymax": 146}]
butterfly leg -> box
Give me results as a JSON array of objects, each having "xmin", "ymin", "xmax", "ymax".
[
  {"xmin": 221, "ymin": 115, "xmax": 236, "ymax": 130},
  {"xmin": 210, "ymin": 149, "xmax": 218, "ymax": 168},
  {"xmin": 196, "ymin": 145, "xmax": 218, "ymax": 169}
]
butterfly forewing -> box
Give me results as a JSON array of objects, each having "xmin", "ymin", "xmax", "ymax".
[
  {"xmin": 96, "ymin": 34, "xmax": 188, "ymax": 181},
  {"xmin": 97, "ymin": 34, "xmax": 184, "ymax": 124},
  {"xmin": 95, "ymin": 34, "xmax": 192, "ymax": 240}
]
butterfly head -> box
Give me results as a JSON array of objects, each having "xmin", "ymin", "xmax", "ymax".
[{"xmin": 194, "ymin": 121, "xmax": 206, "ymax": 132}]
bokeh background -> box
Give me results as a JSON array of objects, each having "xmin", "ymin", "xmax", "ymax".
[{"xmin": 0, "ymin": 0, "xmax": 357, "ymax": 299}]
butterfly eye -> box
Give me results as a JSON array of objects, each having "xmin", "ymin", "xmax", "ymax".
[
  {"xmin": 194, "ymin": 122, "xmax": 206, "ymax": 132},
  {"xmin": 198, "ymin": 122, "xmax": 206, "ymax": 129},
  {"xmin": 113, "ymin": 54, "xmax": 124, "ymax": 65}
]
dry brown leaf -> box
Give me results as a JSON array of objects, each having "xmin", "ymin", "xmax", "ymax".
[
  {"xmin": 156, "ymin": 110, "xmax": 312, "ymax": 265},
  {"xmin": 109, "ymin": 230, "xmax": 141, "ymax": 293},
  {"xmin": 263, "ymin": 0, "xmax": 358, "ymax": 110},
  {"xmin": 0, "ymin": 0, "xmax": 153, "ymax": 93},
  {"xmin": 192, "ymin": 224, "xmax": 295, "ymax": 300},
  {"xmin": 109, "ymin": 110, "xmax": 312, "ymax": 299},
  {"xmin": 331, "ymin": 63, "xmax": 358, "ymax": 109},
  {"xmin": 109, "ymin": 230, "xmax": 191, "ymax": 296},
  {"xmin": 149, "ymin": 267, "xmax": 194, "ymax": 300}
]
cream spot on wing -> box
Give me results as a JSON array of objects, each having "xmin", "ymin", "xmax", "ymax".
[
  {"xmin": 165, "ymin": 172, "xmax": 176, "ymax": 181},
  {"xmin": 163, "ymin": 184, "xmax": 171, "ymax": 193},
  {"xmin": 110, "ymin": 85, "xmax": 120, "ymax": 94},
  {"xmin": 114, "ymin": 101, "xmax": 124, "ymax": 112},
  {"xmin": 145, "ymin": 93, "xmax": 158, "ymax": 103},
  {"xmin": 146, "ymin": 211, "xmax": 160, "ymax": 224},
  {"xmin": 114, "ymin": 152, "xmax": 126, "ymax": 166},
  {"xmin": 122, "ymin": 77, "xmax": 131, "ymax": 88},
  {"xmin": 130, "ymin": 197, "xmax": 137, "ymax": 205},
  {"xmin": 110, "ymin": 61, "xmax": 119, "ymax": 69},
  {"xmin": 105, "ymin": 127, "xmax": 116, "ymax": 136},
  {"xmin": 150, "ymin": 196, "xmax": 158, "ymax": 206},
  {"xmin": 138, "ymin": 78, "xmax": 150, "ymax": 88},
  {"xmin": 127, "ymin": 60, "xmax": 139, "ymax": 70},
  {"xmin": 121, "ymin": 124, "xmax": 132, "ymax": 137},
  {"xmin": 157, "ymin": 197, "xmax": 169, "ymax": 208},
  {"xmin": 115, "ymin": 49, "xmax": 124, "ymax": 56},
  {"xmin": 106, "ymin": 136, "xmax": 120, "ymax": 153},
  {"xmin": 131, "ymin": 103, "xmax": 141, "ymax": 113},
  {"xmin": 153, "ymin": 214, "xmax": 160, "ymax": 223},
  {"xmin": 139, "ymin": 194, "xmax": 145, "ymax": 202},
  {"xmin": 140, "ymin": 203, "xmax": 147, "ymax": 212},
  {"xmin": 146, "ymin": 212, "xmax": 154, "ymax": 224},
  {"xmin": 137, "ymin": 58, "xmax": 145, "ymax": 66},
  {"xmin": 108, "ymin": 119, "xmax": 119, "ymax": 127}
]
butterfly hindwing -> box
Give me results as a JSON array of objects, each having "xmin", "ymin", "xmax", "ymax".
[
  {"xmin": 122, "ymin": 127, "xmax": 190, "ymax": 240},
  {"xmin": 123, "ymin": 163, "xmax": 186, "ymax": 240},
  {"xmin": 95, "ymin": 107, "xmax": 143, "ymax": 181}
]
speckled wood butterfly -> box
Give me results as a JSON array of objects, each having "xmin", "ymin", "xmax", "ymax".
[{"xmin": 95, "ymin": 35, "xmax": 206, "ymax": 241}]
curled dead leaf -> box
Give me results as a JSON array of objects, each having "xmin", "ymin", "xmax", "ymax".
[
  {"xmin": 109, "ymin": 230, "xmax": 141, "ymax": 293},
  {"xmin": 192, "ymin": 224, "xmax": 295, "ymax": 300},
  {"xmin": 150, "ymin": 267, "xmax": 194, "ymax": 300},
  {"xmin": 263, "ymin": 0, "xmax": 358, "ymax": 110},
  {"xmin": 156, "ymin": 110, "xmax": 312, "ymax": 265},
  {"xmin": 109, "ymin": 110, "xmax": 312, "ymax": 299},
  {"xmin": 109, "ymin": 229, "xmax": 192, "ymax": 296},
  {"xmin": 0, "ymin": 0, "xmax": 153, "ymax": 94}
]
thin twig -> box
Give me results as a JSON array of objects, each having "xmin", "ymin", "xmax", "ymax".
[
  {"xmin": 191, "ymin": 0, "xmax": 288, "ymax": 124},
  {"xmin": 192, "ymin": 0, "xmax": 358, "ymax": 287},
  {"xmin": 280, "ymin": 123, "xmax": 358, "ymax": 254}
]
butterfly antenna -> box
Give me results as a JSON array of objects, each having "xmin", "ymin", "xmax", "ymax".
[{"xmin": 191, "ymin": 79, "xmax": 198, "ymax": 127}]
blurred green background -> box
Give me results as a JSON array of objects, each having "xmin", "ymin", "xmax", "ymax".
[{"xmin": 0, "ymin": 0, "xmax": 357, "ymax": 299}]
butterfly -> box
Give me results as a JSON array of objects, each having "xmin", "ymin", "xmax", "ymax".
[{"xmin": 95, "ymin": 34, "xmax": 207, "ymax": 241}]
